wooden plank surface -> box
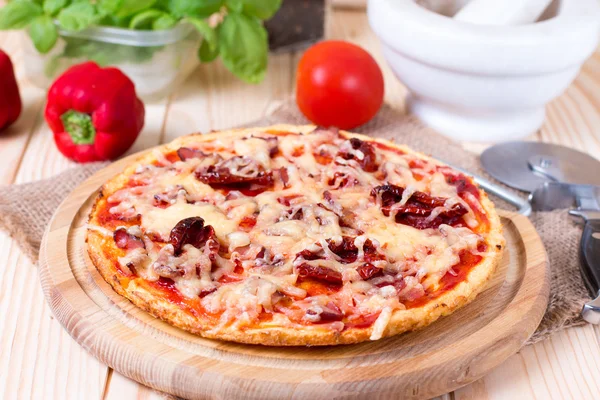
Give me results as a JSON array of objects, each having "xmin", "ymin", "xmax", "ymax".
[
  {"xmin": 40, "ymin": 151, "xmax": 548, "ymax": 399},
  {"xmin": 0, "ymin": 5, "xmax": 599, "ymax": 400}
]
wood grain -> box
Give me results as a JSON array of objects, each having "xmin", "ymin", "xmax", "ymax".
[
  {"xmin": 37, "ymin": 152, "xmax": 549, "ymax": 399},
  {"xmin": 0, "ymin": 36, "xmax": 108, "ymax": 400},
  {"xmin": 0, "ymin": 3, "xmax": 599, "ymax": 399}
]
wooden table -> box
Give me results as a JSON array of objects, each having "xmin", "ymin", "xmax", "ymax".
[{"xmin": 1, "ymin": 6, "xmax": 600, "ymax": 400}]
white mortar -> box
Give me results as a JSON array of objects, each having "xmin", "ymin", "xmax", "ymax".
[{"xmin": 368, "ymin": 0, "xmax": 600, "ymax": 141}]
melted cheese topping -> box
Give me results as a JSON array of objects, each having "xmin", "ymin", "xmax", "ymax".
[
  {"xmin": 143, "ymin": 202, "xmax": 237, "ymax": 243},
  {"xmin": 91, "ymin": 128, "xmax": 491, "ymax": 339}
]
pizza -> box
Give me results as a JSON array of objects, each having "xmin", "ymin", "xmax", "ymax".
[{"xmin": 86, "ymin": 125, "xmax": 504, "ymax": 346}]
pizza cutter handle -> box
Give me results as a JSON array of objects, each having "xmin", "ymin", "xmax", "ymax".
[{"xmin": 580, "ymin": 219, "xmax": 600, "ymax": 324}]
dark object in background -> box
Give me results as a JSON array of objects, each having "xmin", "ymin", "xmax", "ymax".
[
  {"xmin": 0, "ymin": 49, "xmax": 22, "ymax": 132},
  {"xmin": 266, "ymin": 0, "xmax": 326, "ymax": 52}
]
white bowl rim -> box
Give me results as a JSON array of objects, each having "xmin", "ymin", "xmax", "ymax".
[
  {"xmin": 368, "ymin": 0, "xmax": 600, "ymax": 75},
  {"xmin": 374, "ymin": 0, "xmax": 600, "ymax": 40}
]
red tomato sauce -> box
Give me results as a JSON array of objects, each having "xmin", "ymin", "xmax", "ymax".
[
  {"xmin": 165, "ymin": 151, "xmax": 180, "ymax": 163},
  {"xmin": 96, "ymin": 201, "xmax": 141, "ymax": 227},
  {"xmin": 144, "ymin": 277, "xmax": 217, "ymax": 321},
  {"xmin": 404, "ymin": 244, "xmax": 487, "ymax": 309},
  {"xmin": 297, "ymin": 279, "xmax": 342, "ymax": 297},
  {"xmin": 314, "ymin": 152, "xmax": 333, "ymax": 165},
  {"xmin": 343, "ymin": 312, "xmax": 381, "ymax": 330}
]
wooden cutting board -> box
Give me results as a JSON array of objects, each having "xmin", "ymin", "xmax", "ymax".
[{"xmin": 38, "ymin": 154, "xmax": 549, "ymax": 400}]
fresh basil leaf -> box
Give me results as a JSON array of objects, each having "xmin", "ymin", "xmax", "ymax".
[
  {"xmin": 114, "ymin": 0, "xmax": 157, "ymax": 18},
  {"xmin": 185, "ymin": 17, "xmax": 216, "ymax": 51},
  {"xmin": 129, "ymin": 9, "xmax": 163, "ymax": 29},
  {"xmin": 43, "ymin": 0, "xmax": 68, "ymax": 17},
  {"xmin": 218, "ymin": 12, "xmax": 267, "ymax": 84},
  {"xmin": 152, "ymin": 13, "xmax": 176, "ymax": 30},
  {"xmin": 97, "ymin": 0, "xmax": 122, "ymax": 15},
  {"xmin": 0, "ymin": 0, "xmax": 43, "ymax": 30},
  {"xmin": 58, "ymin": 2, "xmax": 98, "ymax": 31},
  {"xmin": 239, "ymin": 0, "xmax": 281, "ymax": 20},
  {"xmin": 28, "ymin": 14, "xmax": 58, "ymax": 53},
  {"xmin": 167, "ymin": 0, "xmax": 222, "ymax": 19},
  {"xmin": 224, "ymin": 0, "xmax": 242, "ymax": 13},
  {"xmin": 198, "ymin": 36, "xmax": 218, "ymax": 62},
  {"xmin": 98, "ymin": 13, "xmax": 131, "ymax": 28}
]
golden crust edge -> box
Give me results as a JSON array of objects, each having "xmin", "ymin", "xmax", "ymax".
[{"xmin": 86, "ymin": 124, "xmax": 505, "ymax": 346}]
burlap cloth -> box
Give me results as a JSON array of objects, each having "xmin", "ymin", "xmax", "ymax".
[{"xmin": 0, "ymin": 101, "xmax": 589, "ymax": 346}]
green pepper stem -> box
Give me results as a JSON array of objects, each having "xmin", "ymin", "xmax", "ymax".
[{"xmin": 61, "ymin": 110, "xmax": 96, "ymax": 145}]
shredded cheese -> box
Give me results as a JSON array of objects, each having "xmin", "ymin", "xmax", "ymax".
[{"xmin": 93, "ymin": 128, "xmax": 489, "ymax": 335}]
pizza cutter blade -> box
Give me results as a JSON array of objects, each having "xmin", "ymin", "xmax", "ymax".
[
  {"xmin": 482, "ymin": 142, "xmax": 600, "ymax": 325},
  {"xmin": 481, "ymin": 142, "xmax": 600, "ymax": 192}
]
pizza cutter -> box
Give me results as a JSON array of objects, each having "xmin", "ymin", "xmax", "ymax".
[{"xmin": 481, "ymin": 142, "xmax": 600, "ymax": 324}]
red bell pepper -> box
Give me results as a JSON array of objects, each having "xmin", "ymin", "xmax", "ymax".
[
  {"xmin": 45, "ymin": 62, "xmax": 145, "ymax": 163},
  {"xmin": 0, "ymin": 49, "xmax": 22, "ymax": 132}
]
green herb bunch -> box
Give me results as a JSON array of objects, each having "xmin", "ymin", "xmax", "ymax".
[{"xmin": 0, "ymin": 0, "xmax": 282, "ymax": 83}]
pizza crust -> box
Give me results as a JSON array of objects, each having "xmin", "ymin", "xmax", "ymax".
[{"xmin": 87, "ymin": 124, "xmax": 504, "ymax": 346}]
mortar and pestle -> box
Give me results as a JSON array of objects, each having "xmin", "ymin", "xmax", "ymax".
[{"xmin": 368, "ymin": 0, "xmax": 600, "ymax": 141}]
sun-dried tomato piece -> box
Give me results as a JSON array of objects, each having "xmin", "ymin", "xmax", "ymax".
[
  {"xmin": 410, "ymin": 191, "xmax": 447, "ymax": 208},
  {"xmin": 279, "ymin": 167, "xmax": 290, "ymax": 188},
  {"xmin": 327, "ymin": 171, "xmax": 359, "ymax": 188},
  {"xmin": 198, "ymin": 166, "xmax": 273, "ymax": 186},
  {"xmin": 296, "ymin": 263, "xmax": 343, "ymax": 285},
  {"xmin": 371, "ymin": 184, "xmax": 467, "ymax": 229},
  {"xmin": 394, "ymin": 204, "xmax": 467, "ymax": 229},
  {"xmin": 357, "ymin": 263, "xmax": 383, "ymax": 280},
  {"xmin": 113, "ymin": 228, "xmax": 145, "ymax": 250},
  {"xmin": 195, "ymin": 156, "xmax": 274, "ymax": 195},
  {"xmin": 177, "ymin": 147, "xmax": 207, "ymax": 161},
  {"xmin": 296, "ymin": 236, "xmax": 385, "ymax": 267},
  {"xmin": 153, "ymin": 186, "xmax": 187, "ymax": 208},
  {"xmin": 287, "ymin": 207, "xmax": 304, "ymax": 221},
  {"xmin": 371, "ymin": 184, "xmax": 404, "ymax": 207},
  {"xmin": 338, "ymin": 137, "xmax": 378, "ymax": 172},
  {"xmin": 296, "ymin": 248, "xmax": 321, "ymax": 261},
  {"xmin": 307, "ymin": 301, "xmax": 344, "ymax": 322},
  {"xmin": 363, "ymin": 239, "xmax": 386, "ymax": 263},
  {"xmin": 199, "ymin": 287, "xmax": 217, "ymax": 298},
  {"xmin": 371, "ymin": 185, "xmax": 446, "ymax": 208},
  {"xmin": 326, "ymin": 236, "xmax": 359, "ymax": 263},
  {"xmin": 321, "ymin": 302, "xmax": 344, "ymax": 321},
  {"xmin": 169, "ymin": 217, "xmax": 218, "ymax": 256},
  {"xmin": 444, "ymin": 172, "xmax": 481, "ymax": 200}
]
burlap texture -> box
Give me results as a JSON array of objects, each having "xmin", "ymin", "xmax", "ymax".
[{"xmin": 0, "ymin": 101, "xmax": 590, "ymax": 345}]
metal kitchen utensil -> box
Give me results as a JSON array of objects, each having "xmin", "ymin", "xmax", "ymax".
[
  {"xmin": 530, "ymin": 182, "xmax": 600, "ymax": 324},
  {"xmin": 482, "ymin": 142, "xmax": 600, "ymax": 324},
  {"xmin": 481, "ymin": 142, "xmax": 600, "ymax": 192}
]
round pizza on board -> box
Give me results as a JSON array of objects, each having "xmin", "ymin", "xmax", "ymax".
[{"xmin": 87, "ymin": 124, "xmax": 505, "ymax": 346}]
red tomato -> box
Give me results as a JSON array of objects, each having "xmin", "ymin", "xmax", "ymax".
[{"xmin": 296, "ymin": 41, "xmax": 384, "ymax": 130}]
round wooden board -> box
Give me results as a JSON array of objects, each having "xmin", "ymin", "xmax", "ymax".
[{"xmin": 39, "ymin": 153, "xmax": 550, "ymax": 400}]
